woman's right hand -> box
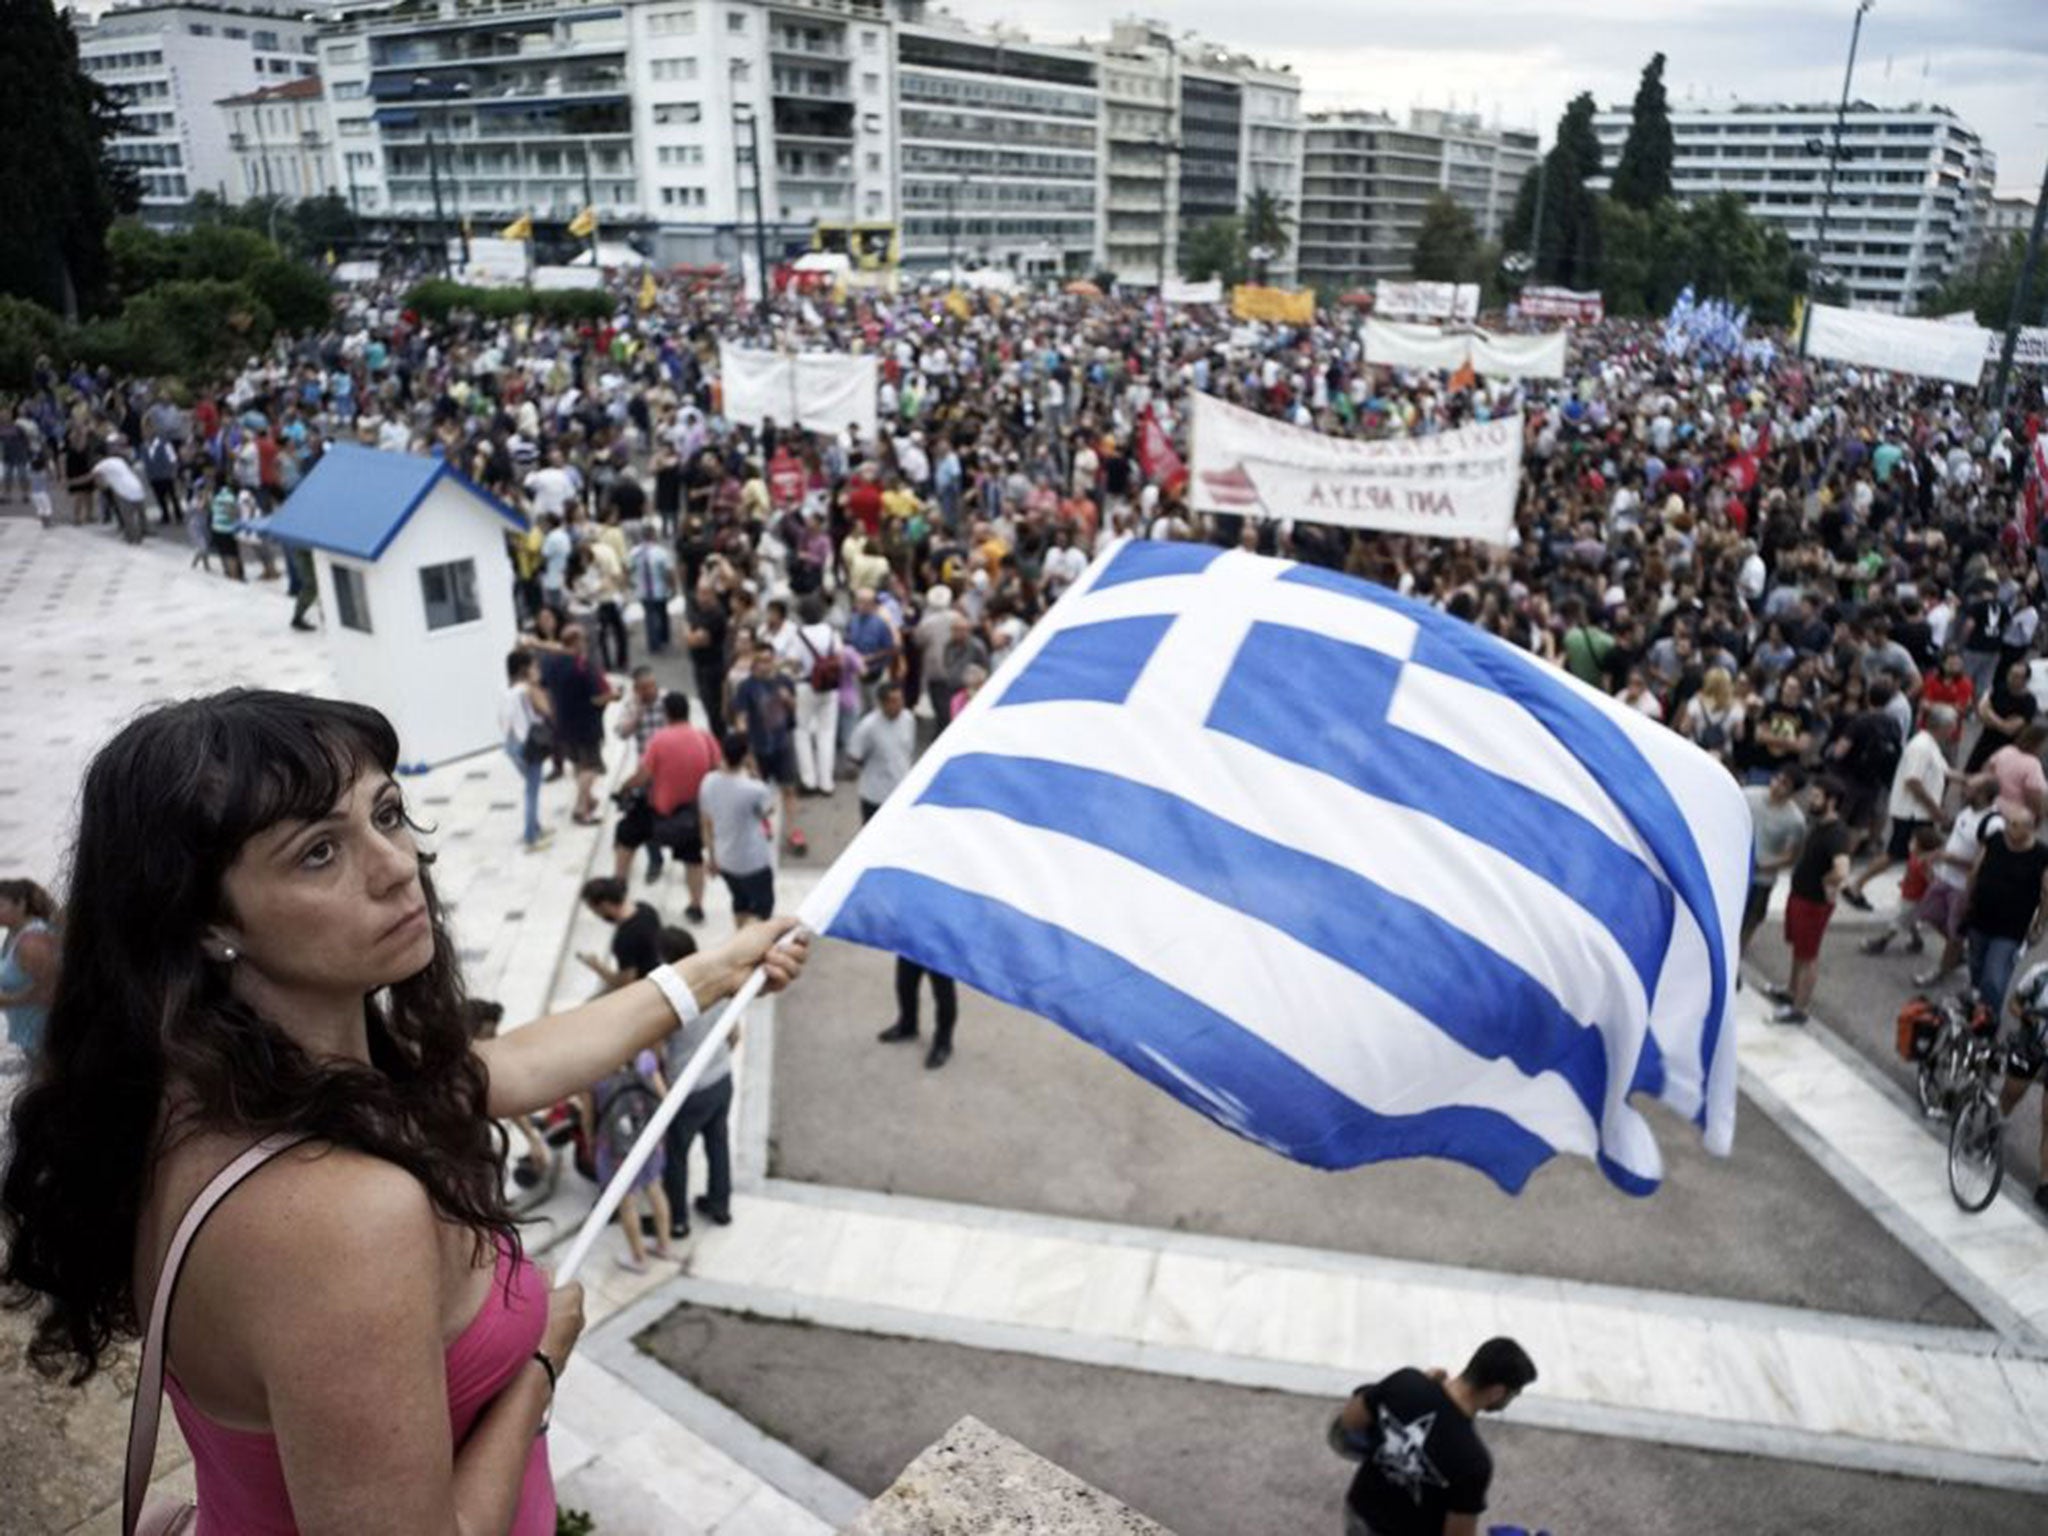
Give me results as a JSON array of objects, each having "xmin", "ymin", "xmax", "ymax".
[{"xmin": 541, "ymin": 1279, "xmax": 586, "ymax": 1372}]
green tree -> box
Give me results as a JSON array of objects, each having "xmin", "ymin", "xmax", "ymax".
[
  {"xmin": 1924, "ymin": 233, "xmax": 2032, "ymax": 327},
  {"xmin": 1611, "ymin": 53, "xmax": 1675, "ymax": 210},
  {"xmin": 244, "ymin": 256, "xmax": 333, "ymax": 333},
  {"xmin": 1180, "ymin": 215, "xmax": 1246, "ymax": 284},
  {"xmin": 107, "ymin": 221, "xmax": 182, "ymax": 300},
  {"xmin": 177, "ymin": 224, "xmax": 273, "ymax": 283},
  {"xmin": 0, "ymin": 293, "xmax": 70, "ymax": 388},
  {"xmin": 1243, "ymin": 188, "xmax": 1294, "ymax": 263},
  {"xmin": 1504, "ymin": 94, "xmax": 1604, "ymax": 290},
  {"xmin": 289, "ymin": 192, "xmax": 361, "ymax": 256},
  {"xmin": 1411, "ymin": 193, "xmax": 1483, "ymax": 282},
  {"xmin": 0, "ymin": 0, "xmax": 139, "ymax": 316}
]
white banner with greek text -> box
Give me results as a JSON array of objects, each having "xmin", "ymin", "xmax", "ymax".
[
  {"xmin": 1190, "ymin": 393, "xmax": 1522, "ymax": 544},
  {"xmin": 718, "ymin": 344, "xmax": 879, "ymax": 440},
  {"xmin": 1374, "ymin": 280, "xmax": 1480, "ymax": 322}
]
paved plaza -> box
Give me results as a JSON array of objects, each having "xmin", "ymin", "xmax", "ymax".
[{"xmin": 5, "ymin": 515, "xmax": 2048, "ymax": 1531}]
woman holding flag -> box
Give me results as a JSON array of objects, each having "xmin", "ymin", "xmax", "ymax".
[{"xmin": 1, "ymin": 689, "xmax": 808, "ymax": 1534}]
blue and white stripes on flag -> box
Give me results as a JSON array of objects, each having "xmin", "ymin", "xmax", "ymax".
[{"xmin": 799, "ymin": 542, "xmax": 1751, "ymax": 1195}]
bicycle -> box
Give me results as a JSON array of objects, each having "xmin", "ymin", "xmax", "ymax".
[
  {"xmin": 1946, "ymin": 1009, "xmax": 2048, "ymax": 1214},
  {"xmin": 1912, "ymin": 991, "xmax": 1993, "ymax": 1121}
]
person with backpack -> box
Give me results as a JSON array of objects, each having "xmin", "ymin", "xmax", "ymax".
[
  {"xmin": 581, "ymin": 1046, "xmax": 677, "ymax": 1273},
  {"xmin": 791, "ymin": 592, "xmax": 845, "ymax": 798}
]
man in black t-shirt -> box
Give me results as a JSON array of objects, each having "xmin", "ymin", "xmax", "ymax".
[
  {"xmin": 1329, "ymin": 1337, "xmax": 1536, "ymax": 1536},
  {"xmin": 1772, "ymin": 778, "xmax": 1853, "ymax": 1026},
  {"xmin": 1962, "ymin": 807, "xmax": 2048, "ymax": 1012},
  {"xmin": 1965, "ymin": 660, "xmax": 2038, "ymax": 774},
  {"xmin": 575, "ymin": 876, "xmax": 665, "ymax": 988}
]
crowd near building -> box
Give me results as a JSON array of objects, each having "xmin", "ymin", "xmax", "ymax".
[
  {"xmin": 72, "ymin": 0, "xmax": 2019, "ymax": 295},
  {"xmin": 1589, "ymin": 102, "xmax": 1998, "ymax": 314}
]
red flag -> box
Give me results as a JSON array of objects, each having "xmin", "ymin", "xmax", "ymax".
[{"xmin": 1137, "ymin": 406, "xmax": 1187, "ymax": 495}]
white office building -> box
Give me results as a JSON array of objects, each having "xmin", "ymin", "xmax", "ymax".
[
  {"xmin": 1590, "ymin": 102, "xmax": 1996, "ymax": 314},
  {"xmin": 75, "ymin": 1, "xmax": 320, "ymax": 219},
  {"xmin": 219, "ymin": 78, "xmax": 337, "ymax": 205},
  {"xmin": 1298, "ymin": 109, "xmax": 1536, "ymax": 290},
  {"xmin": 316, "ymin": 0, "xmax": 897, "ymax": 267}
]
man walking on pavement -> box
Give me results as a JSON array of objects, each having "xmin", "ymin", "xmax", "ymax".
[
  {"xmin": 654, "ymin": 927, "xmax": 737, "ymax": 1239},
  {"xmin": 1843, "ymin": 704, "xmax": 1952, "ymax": 910},
  {"xmin": 1328, "ymin": 1337, "xmax": 1536, "ymax": 1536},
  {"xmin": 1960, "ymin": 805, "xmax": 2048, "ymax": 1013},
  {"xmin": 616, "ymin": 691, "xmax": 722, "ymax": 923},
  {"xmin": 1772, "ymin": 777, "xmax": 1852, "ymax": 1025},
  {"xmin": 851, "ymin": 681, "xmax": 961, "ymax": 1069}
]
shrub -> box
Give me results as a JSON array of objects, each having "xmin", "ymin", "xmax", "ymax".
[
  {"xmin": 119, "ymin": 279, "xmax": 273, "ymax": 378},
  {"xmin": 403, "ymin": 278, "xmax": 484, "ymax": 322},
  {"xmin": 532, "ymin": 287, "xmax": 614, "ymax": 323},
  {"xmin": 0, "ymin": 295, "xmax": 71, "ymax": 390}
]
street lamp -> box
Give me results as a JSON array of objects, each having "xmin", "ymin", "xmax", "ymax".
[
  {"xmin": 1797, "ymin": 0, "xmax": 1875, "ymax": 356},
  {"xmin": 412, "ymin": 75, "xmax": 472, "ymax": 274}
]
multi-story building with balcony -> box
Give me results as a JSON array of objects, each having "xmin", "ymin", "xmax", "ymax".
[
  {"xmin": 75, "ymin": 1, "xmax": 320, "ymax": 221},
  {"xmin": 316, "ymin": 0, "xmax": 896, "ymax": 267},
  {"xmin": 1089, "ymin": 20, "xmax": 1300, "ymax": 289},
  {"xmin": 1590, "ymin": 101, "xmax": 1995, "ymax": 314},
  {"xmin": 891, "ymin": 3, "xmax": 1100, "ymax": 279},
  {"xmin": 1297, "ymin": 108, "xmax": 1537, "ymax": 291},
  {"xmin": 219, "ymin": 78, "xmax": 335, "ymax": 206}
]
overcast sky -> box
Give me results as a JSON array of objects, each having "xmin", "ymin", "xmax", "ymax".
[{"xmin": 946, "ymin": 0, "xmax": 2047, "ymax": 197}]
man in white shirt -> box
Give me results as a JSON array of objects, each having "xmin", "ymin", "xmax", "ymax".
[
  {"xmin": 847, "ymin": 682, "xmax": 917, "ymax": 822},
  {"xmin": 524, "ymin": 448, "xmax": 578, "ymax": 521},
  {"xmin": 1845, "ymin": 704, "xmax": 1953, "ymax": 910},
  {"xmin": 90, "ymin": 442, "xmax": 150, "ymax": 544}
]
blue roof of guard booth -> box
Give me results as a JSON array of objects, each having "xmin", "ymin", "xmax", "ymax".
[{"xmin": 264, "ymin": 443, "xmax": 526, "ymax": 562}]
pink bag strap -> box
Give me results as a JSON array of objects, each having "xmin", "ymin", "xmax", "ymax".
[{"xmin": 124, "ymin": 1134, "xmax": 309, "ymax": 1536}]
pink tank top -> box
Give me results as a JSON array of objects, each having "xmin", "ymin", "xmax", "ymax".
[{"xmin": 165, "ymin": 1238, "xmax": 555, "ymax": 1534}]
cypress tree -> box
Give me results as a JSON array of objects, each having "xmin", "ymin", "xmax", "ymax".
[{"xmin": 1611, "ymin": 53, "xmax": 1676, "ymax": 210}]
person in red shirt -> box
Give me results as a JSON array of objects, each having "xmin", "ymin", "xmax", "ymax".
[
  {"xmin": 846, "ymin": 462, "xmax": 884, "ymax": 539},
  {"xmin": 615, "ymin": 692, "xmax": 723, "ymax": 922},
  {"xmin": 1921, "ymin": 649, "xmax": 1974, "ymax": 748}
]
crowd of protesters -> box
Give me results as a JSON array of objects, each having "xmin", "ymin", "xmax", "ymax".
[{"xmin": 5, "ymin": 269, "xmax": 2048, "ymax": 1198}]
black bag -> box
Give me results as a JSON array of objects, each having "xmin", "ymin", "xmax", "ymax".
[{"xmin": 521, "ymin": 716, "xmax": 556, "ymax": 765}]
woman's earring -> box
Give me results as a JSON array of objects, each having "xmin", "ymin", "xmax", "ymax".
[{"xmin": 221, "ymin": 946, "xmax": 238, "ymax": 963}]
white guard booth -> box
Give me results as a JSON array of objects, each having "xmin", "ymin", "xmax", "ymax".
[{"xmin": 266, "ymin": 443, "xmax": 528, "ymax": 771}]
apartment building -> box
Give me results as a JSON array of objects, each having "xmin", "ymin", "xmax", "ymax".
[
  {"xmin": 219, "ymin": 78, "xmax": 336, "ymax": 206},
  {"xmin": 316, "ymin": 0, "xmax": 896, "ymax": 266},
  {"xmin": 76, "ymin": 1, "xmax": 320, "ymax": 219},
  {"xmin": 891, "ymin": 3, "xmax": 1100, "ymax": 278},
  {"xmin": 1590, "ymin": 101, "xmax": 1995, "ymax": 313}
]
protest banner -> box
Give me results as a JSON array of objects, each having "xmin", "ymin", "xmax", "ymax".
[
  {"xmin": 1189, "ymin": 392, "xmax": 1521, "ymax": 543},
  {"xmin": 718, "ymin": 343, "xmax": 879, "ymax": 439},
  {"xmin": 1163, "ymin": 277, "xmax": 1224, "ymax": 304},
  {"xmin": 1803, "ymin": 305, "xmax": 1991, "ymax": 386},
  {"xmin": 1373, "ymin": 280, "xmax": 1480, "ymax": 323},
  {"xmin": 1364, "ymin": 320, "xmax": 1567, "ymax": 379},
  {"xmin": 1230, "ymin": 284, "xmax": 1315, "ymax": 324},
  {"xmin": 1516, "ymin": 286, "xmax": 1605, "ymax": 324}
]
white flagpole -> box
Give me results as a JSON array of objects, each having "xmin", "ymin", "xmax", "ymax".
[{"xmin": 554, "ymin": 931, "xmax": 799, "ymax": 1286}]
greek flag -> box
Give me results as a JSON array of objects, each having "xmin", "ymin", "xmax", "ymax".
[{"xmin": 801, "ymin": 542, "xmax": 1750, "ymax": 1195}]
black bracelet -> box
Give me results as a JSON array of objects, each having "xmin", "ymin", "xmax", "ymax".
[{"xmin": 530, "ymin": 1351, "xmax": 558, "ymax": 1434}]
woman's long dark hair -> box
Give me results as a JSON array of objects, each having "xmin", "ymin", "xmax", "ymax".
[{"xmin": 2, "ymin": 689, "xmax": 514, "ymax": 1383}]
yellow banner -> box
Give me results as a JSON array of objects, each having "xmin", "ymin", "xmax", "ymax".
[
  {"xmin": 638, "ymin": 270, "xmax": 658, "ymax": 312},
  {"xmin": 1231, "ymin": 284, "xmax": 1315, "ymax": 325},
  {"xmin": 499, "ymin": 214, "xmax": 533, "ymax": 241},
  {"xmin": 567, "ymin": 206, "xmax": 597, "ymax": 239}
]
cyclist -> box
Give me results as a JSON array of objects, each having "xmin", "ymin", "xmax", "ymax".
[{"xmin": 1998, "ymin": 962, "xmax": 2048, "ymax": 1213}]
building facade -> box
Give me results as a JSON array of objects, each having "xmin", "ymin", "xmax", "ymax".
[
  {"xmin": 219, "ymin": 78, "xmax": 335, "ymax": 206},
  {"xmin": 316, "ymin": 0, "xmax": 897, "ymax": 268},
  {"xmin": 1590, "ymin": 102, "xmax": 1996, "ymax": 314},
  {"xmin": 1094, "ymin": 22, "xmax": 1177, "ymax": 288},
  {"xmin": 76, "ymin": 1, "xmax": 320, "ymax": 220},
  {"xmin": 891, "ymin": 5, "xmax": 1100, "ymax": 279}
]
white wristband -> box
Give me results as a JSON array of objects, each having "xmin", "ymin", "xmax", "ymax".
[{"xmin": 647, "ymin": 963, "xmax": 701, "ymax": 1026}]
